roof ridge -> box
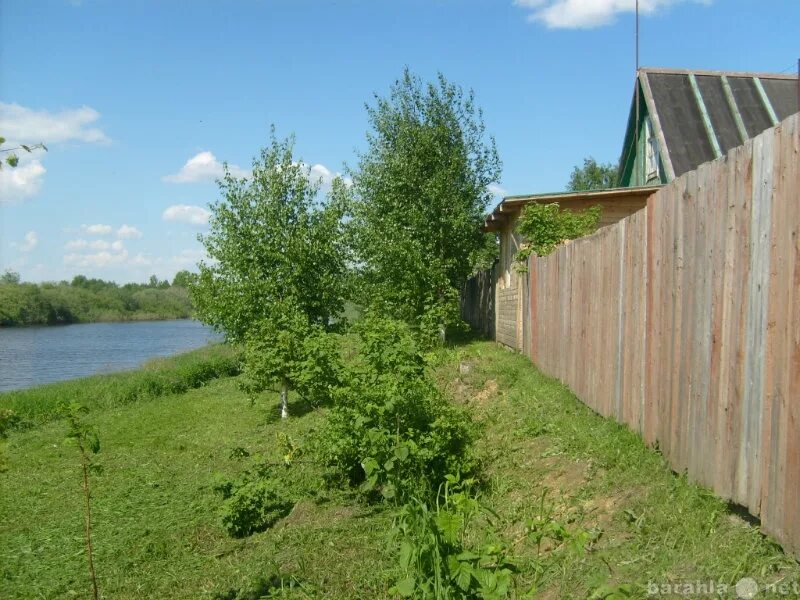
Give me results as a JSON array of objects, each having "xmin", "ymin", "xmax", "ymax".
[{"xmin": 638, "ymin": 66, "xmax": 798, "ymax": 80}]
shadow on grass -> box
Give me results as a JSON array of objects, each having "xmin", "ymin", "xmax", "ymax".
[
  {"xmin": 213, "ymin": 570, "xmax": 310, "ymax": 600},
  {"xmin": 262, "ymin": 395, "xmax": 319, "ymax": 424},
  {"xmin": 446, "ymin": 328, "xmax": 487, "ymax": 348}
]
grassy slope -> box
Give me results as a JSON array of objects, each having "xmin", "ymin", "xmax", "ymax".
[{"xmin": 2, "ymin": 339, "xmax": 798, "ymax": 599}]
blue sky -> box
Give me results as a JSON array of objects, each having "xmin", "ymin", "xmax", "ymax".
[{"xmin": 1, "ymin": 0, "xmax": 798, "ymax": 283}]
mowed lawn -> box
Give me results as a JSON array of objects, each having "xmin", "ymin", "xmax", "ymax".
[{"xmin": 2, "ymin": 339, "xmax": 799, "ymax": 599}]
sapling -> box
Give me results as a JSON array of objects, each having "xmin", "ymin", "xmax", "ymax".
[
  {"xmin": 192, "ymin": 132, "xmax": 350, "ymax": 418},
  {"xmin": 241, "ymin": 301, "xmax": 344, "ymax": 419},
  {"xmin": 63, "ymin": 403, "xmax": 101, "ymax": 600}
]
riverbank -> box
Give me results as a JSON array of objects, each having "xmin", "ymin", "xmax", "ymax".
[
  {"xmin": 0, "ymin": 344, "xmax": 241, "ymax": 428},
  {"xmin": 0, "ymin": 319, "xmax": 222, "ymax": 393},
  {"xmin": 1, "ymin": 338, "xmax": 796, "ymax": 598},
  {"xmin": 0, "ymin": 280, "xmax": 193, "ymax": 327},
  {"xmin": 0, "ymin": 314, "xmax": 194, "ymax": 328}
]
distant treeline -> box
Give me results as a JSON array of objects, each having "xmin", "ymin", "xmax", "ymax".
[{"xmin": 0, "ymin": 270, "xmax": 197, "ymax": 326}]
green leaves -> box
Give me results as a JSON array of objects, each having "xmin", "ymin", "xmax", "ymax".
[
  {"xmin": 394, "ymin": 575, "xmax": 416, "ymax": 597},
  {"xmin": 515, "ymin": 202, "xmax": 601, "ymax": 261},
  {"xmin": 567, "ymin": 157, "xmax": 618, "ymax": 192},
  {"xmin": 390, "ymin": 476, "xmax": 518, "ymax": 599},
  {"xmin": 349, "ymin": 69, "xmax": 502, "ymax": 340},
  {"xmin": 315, "ymin": 317, "xmax": 477, "ymax": 504},
  {"xmin": 0, "ymin": 137, "xmax": 47, "ymax": 170},
  {"xmin": 63, "ymin": 403, "xmax": 101, "ymax": 455},
  {"xmin": 193, "ymin": 130, "xmax": 350, "ymax": 345}
]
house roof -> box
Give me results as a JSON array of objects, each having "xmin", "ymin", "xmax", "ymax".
[
  {"xmin": 483, "ymin": 185, "xmax": 660, "ymax": 232},
  {"xmin": 621, "ymin": 67, "xmax": 799, "ymax": 181}
]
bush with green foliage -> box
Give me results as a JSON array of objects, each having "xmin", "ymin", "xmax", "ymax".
[
  {"xmin": 216, "ymin": 476, "xmax": 294, "ymax": 538},
  {"xmin": 316, "ymin": 316, "xmax": 477, "ymax": 503},
  {"xmin": 240, "ymin": 300, "xmax": 345, "ymax": 417},
  {"xmin": 515, "ymin": 202, "xmax": 601, "ymax": 262},
  {"xmin": 0, "ymin": 408, "xmax": 19, "ymax": 472},
  {"xmin": 192, "ymin": 132, "xmax": 350, "ymax": 418},
  {"xmin": 391, "ymin": 475, "xmax": 517, "ymax": 600}
]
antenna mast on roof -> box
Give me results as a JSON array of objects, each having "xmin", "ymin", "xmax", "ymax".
[{"xmin": 634, "ymin": 0, "xmax": 640, "ymax": 161}]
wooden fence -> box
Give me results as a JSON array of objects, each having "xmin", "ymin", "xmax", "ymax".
[
  {"xmin": 465, "ymin": 113, "xmax": 800, "ymax": 557},
  {"xmin": 461, "ymin": 263, "xmax": 496, "ymax": 339}
]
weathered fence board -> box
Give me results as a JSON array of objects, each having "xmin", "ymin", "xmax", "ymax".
[{"xmin": 462, "ymin": 113, "xmax": 800, "ymax": 558}]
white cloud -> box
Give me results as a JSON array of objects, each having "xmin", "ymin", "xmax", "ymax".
[
  {"xmin": 65, "ymin": 239, "xmax": 88, "ymax": 250},
  {"xmin": 12, "ymin": 231, "xmax": 39, "ymax": 253},
  {"xmin": 170, "ymin": 248, "xmax": 206, "ymax": 269},
  {"xmin": 117, "ymin": 224, "xmax": 142, "ymax": 239},
  {"xmin": 82, "ymin": 223, "xmax": 113, "ymax": 235},
  {"xmin": 0, "ymin": 160, "xmax": 46, "ymax": 203},
  {"xmin": 162, "ymin": 204, "xmax": 211, "ymax": 226},
  {"xmin": 89, "ymin": 240, "xmax": 110, "ymax": 250},
  {"xmin": 513, "ymin": 0, "xmax": 710, "ymax": 28},
  {"xmin": 0, "ymin": 102, "xmax": 110, "ymax": 145},
  {"xmin": 302, "ymin": 162, "xmax": 351, "ymax": 188},
  {"xmin": 111, "ymin": 240, "xmax": 124, "ymax": 251},
  {"xmin": 308, "ymin": 163, "xmax": 335, "ymax": 186},
  {"xmin": 130, "ymin": 253, "xmax": 153, "ymax": 267},
  {"xmin": 66, "ymin": 238, "xmax": 115, "ymax": 250},
  {"xmin": 163, "ymin": 151, "xmax": 248, "ymax": 183},
  {"xmin": 0, "ymin": 102, "xmax": 109, "ymax": 204},
  {"xmin": 487, "ymin": 183, "xmax": 507, "ymax": 198},
  {"xmin": 64, "ymin": 248, "xmax": 129, "ymax": 268}
]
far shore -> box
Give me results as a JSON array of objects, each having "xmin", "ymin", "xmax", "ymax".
[{"xmin": 0, "ymin": 315, "xmax": 195, "ymax": 329}]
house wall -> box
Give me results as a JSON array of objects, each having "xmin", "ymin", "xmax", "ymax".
[
  {"xmin": 495, "ymin": 212, "xmax": 524, "ymax": 350},
  {"xmin": 619, "ymin": 98, "xmax": 668, "ymax": 187}
]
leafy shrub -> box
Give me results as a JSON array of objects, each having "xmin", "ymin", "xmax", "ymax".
[
  {"xmin": 316, "ymin": 317, "xmax": 477, "ymax": 503},
  {"xmin": 354, "ymin": 314, "xmax": 426, "ymax": 378},
  {"xmin": 391, "ymin": 475, "xmax": 517, "ymax": 600},
  {"xmin": 240, "ymin": 301, "xmax": 345, "ymax": 416},
  {"xmin": 217, "ymin": 477, "xmax": 294, "ymax": 538},
  {"xmin": 515, "ymin": 202, "xmax": 601, "ymax": 262}
]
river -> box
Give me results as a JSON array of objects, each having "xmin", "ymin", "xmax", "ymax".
[{"xmin": 0, "ymin": 319, "xmax": 222, "ymax": 392}]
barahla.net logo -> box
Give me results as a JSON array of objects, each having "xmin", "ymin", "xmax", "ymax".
[{"xmin": 647, "ymin": 577, "xmax": 800, "ymax": 597}]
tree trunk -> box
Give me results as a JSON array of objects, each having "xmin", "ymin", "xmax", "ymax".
[
  {"xmin": 280, "ymin": 379, "xmax": 289, "ymax": 420},
  {"xmin": 439, "ymin": 322, "xmax": 446, "ymax": 345},
  {"xmin": 81, "ymin": 447, "xmax": 99, "ymax": 600}
]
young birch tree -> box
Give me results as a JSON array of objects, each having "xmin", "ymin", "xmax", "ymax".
[
  {"xmin": 193, "ymin": 132, "xmax": 349, "ymax": 418},
  {"xmin": 349, "ymin": 69, "xmax": 501, "ymax": 344}
]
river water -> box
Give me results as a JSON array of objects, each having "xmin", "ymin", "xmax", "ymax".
[{"xmin": 0, "ymin": 319, "xmax": 222, "ymax": 392}]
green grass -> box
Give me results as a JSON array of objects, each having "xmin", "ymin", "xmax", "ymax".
[
  {"xmin": 1, "ymin": 338, "xmax": 797, "ymax": 599},
  {"xmin": 440, "ymin": 340, "xmax": 800, "ymax": 598},
  {"xmin": 0, "ymin": 344, "xmax": 242, "ymax": 427}
]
